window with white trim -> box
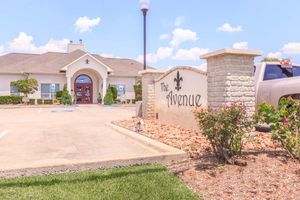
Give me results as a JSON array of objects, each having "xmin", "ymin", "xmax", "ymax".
[
  {"xmin": 10, "ymin": 84, "xmax": 20, "ymax": 96},
  {"xmin": 41, "ymin": 83, "xmax": 59, "ymax": 99},
  {"xmin": 111, "ymin": 84, "xmax": 125, "ymax": 96}
]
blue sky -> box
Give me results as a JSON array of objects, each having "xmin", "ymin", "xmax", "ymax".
[{"xmin": 0, "ymin": 0, "xmax": 300, "ymax": 70}]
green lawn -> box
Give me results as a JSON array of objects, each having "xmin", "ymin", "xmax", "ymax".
[{"xmin": 0, "ymin": 164, "xmax": 199, "ymax": 200}]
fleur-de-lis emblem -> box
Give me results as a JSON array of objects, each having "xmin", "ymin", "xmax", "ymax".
[{"xmin": 174, "ymin": 71, "xmax": 183, "ymax": 91}]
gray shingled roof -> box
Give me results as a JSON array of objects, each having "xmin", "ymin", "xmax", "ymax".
[{"xmin": 0, "ymin": 50, "xmax": 147, "ymax": 77}]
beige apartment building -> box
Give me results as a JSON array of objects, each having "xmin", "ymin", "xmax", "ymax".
[{"xmin": 0, "ymin": 42, "xmax": 144, "ymax": 104}]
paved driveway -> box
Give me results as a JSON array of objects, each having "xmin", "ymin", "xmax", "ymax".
[{"xmin": 0, "ymin": 105, "xmax": 184, "ymax": 173}]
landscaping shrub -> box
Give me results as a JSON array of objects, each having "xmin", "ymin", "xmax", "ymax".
[
  {"xmin": 61, "ymin": 86, "xmax": 72, "ymax": 105},
  {"xmin": 37, "ymin": 99, "xmax": 43, "ymax": 104},
  {"xmin": 270, "ymin": 98, "xmax": 300, "ymax": 160},
  {"xmin": 195, "ymin": 103, "xmax": 251, "ymax": 163},
  {"xmin": 0, "ymin": 96, "xmax": 23, "ymax": 104},
  {"xmin": 55, "ymin": 90, "xmax": 63, "ymax": 99},
  {"xmin": 29, "ymin": 98, "xmax": 36, "ymax": 105},
  {"xmin": 104, "ymin": 87, "xmax": 114, "ymax": 105},
  {"xmin": 56, "ymin": 97, "xmax": 62, "ymax": 104},
  {"xmin": 110, "ymin": 86, "xmax": 118, "ymax": 102},
  {"xmin": 54, "ymin": 98, "xmax": 61, "ymax": 104},
  {"xmin": 255, "ymin": 102, "xmax": 279, "ymax": 125},
  {"xmin": 11, "ymin": 78, "xmax": 38, "ymax": 104},
  {"xmin": 44, "ymin": 99, "xmax": 53, "ymax": 104},
  {"xmin": 134, "ymin": 81, "xmax": 142, "ymax": 101}
]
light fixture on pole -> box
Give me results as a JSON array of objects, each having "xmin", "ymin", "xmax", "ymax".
[{"xmin": 140, "ymin": 0, "xmax": 149, "ymax": 70}]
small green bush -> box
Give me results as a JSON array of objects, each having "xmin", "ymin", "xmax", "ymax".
[
  {"xmin": 37, "ymin": 99, "xmax": 43, "ymax": 104},
  {"xmin": 255, "ymin": 102, "xmax": 279, "ymax": 125},
  {"xmin": 53, "ymin": 99, "xmax": 60, "ymax": 104},
  {"xmin": 104, "ymin": 87, "xmax": 114, "ymax": 105},
  {"xmin": 0, "ymin": 96, "xmax": 23, "ymax": 104},
  {"xmin": 110, "ymin": 86, "xmax": 118, "ymax": 102},
  {"xmin": 195, "ymin": 103, "xmax": 251, "ymax": 163},
  {"xmin": 44, "ymin": 99, "xmax": 53, "ymax": 104},
  {"xmin": 56, "ymin": 97, "xmax": 62, "ymax": 104},
  {"xmin": 61, "ymin": 87, "xmax": 72, "ymax": 105},
  {"xmin": 270, "ymin": 98, "xmax": 300, "ymax": 160},
  {"xmin": 135, "ymin": 96, "xmax": 142, "ymax": 101},
  {"xmin": 55, "ymin": 90, "xmax": 63, "ymax": 99},
  {"xmin": 134, "ymin": 81, "xmax": 142, "ymax": 101},
  {"xmin": 29, "ymin": 99, "xmax": 36, "ymax": 105}
]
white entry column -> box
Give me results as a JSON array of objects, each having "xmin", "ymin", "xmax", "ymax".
[
  {"xmin": 67, "ymin": 76, "xmax": 72, "ymax": 93},
  {"xmin": 102, "ymin": 77, "xmax": 107, "ymax": 103},
  {"xmin": 201, "ymin": 48, "xmax": 262, "ymax": 117}
]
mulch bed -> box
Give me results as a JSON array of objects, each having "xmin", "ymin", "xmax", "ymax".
[{"xmin": 113, "ymin": 117, "xmax": 300, "ymax": 200}]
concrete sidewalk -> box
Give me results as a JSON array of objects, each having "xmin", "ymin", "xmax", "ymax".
[{"xmin": 0, "ymin": 105, "xmax": 186, "ymax": 178}]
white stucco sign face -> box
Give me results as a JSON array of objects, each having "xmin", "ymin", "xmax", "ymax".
[{"xmin": 154, "ymin": 67, "xmax": 207, "ymax": 129}]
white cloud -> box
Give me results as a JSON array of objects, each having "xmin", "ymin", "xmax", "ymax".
[
  {"xmin": 137, "ymin": 53, "xmax": 158, "ymax": 63},
  {"xmin": 75, "ymin": 16, "xmax": 101, "ymax": 33},
  {"xmin": 170, "ymin": 28, "xmax": 198, "ymax": 47},
  {"xmin": 8, "ymin": 32, "xmax": 69, "ymax": 54},
  {"xmin": 232, "ymin": 42, "xmax": 248, "ymax": 49},
  {"xmin": 173, "ymin": 47, "xmax": 209, "ymax": 61},
  {"xmin": 267, "ymin": 51, "xmax": 282, "ymax": 59},
  {"xmin": 174, "ymin": 16, "xmax": 185, "ymax": 27},
  {"xmin": 38, "ymin": 38, "xmax": 69, "ymax": 53},
  {"xmin": 0, "ymin": 45, "xmax": 5, "ymax": 55},
  {"xmin": 217, "ymin": 23, "xmax": 242, "ymax": 32},
  {"xmin": 156, "ymin": 46, "xmax": 173, "ymax": 59},
  {"xmin": 282, "ymin": 42, "xmax": 300, "ymax": 54},
  {"xmin": 137, "ymin": 46, "xmax": 173, "ymax": 63},
  {"xmin": 193, "ymin": 63, "xmax": 207, "ymax": 72},
  {"xmin": 160, "ymin": 34, "xmax": 170, "ymax": 40},
  {"xmin": 9, "ymin": 32, "xmax": 36, "ymax": 52}
]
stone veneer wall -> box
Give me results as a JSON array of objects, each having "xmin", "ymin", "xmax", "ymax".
[
  {"xmin": 140, "ymin": 70, "xmax": 164, "ymax": 119},
  {"xmin": 202, "ymin": 49, "xmax": 262, "ymax": 116}
]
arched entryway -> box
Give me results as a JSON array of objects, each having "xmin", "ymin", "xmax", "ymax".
[{"xmin": 74, "ymin": 75, "xmax": 93, "ymax": 104}]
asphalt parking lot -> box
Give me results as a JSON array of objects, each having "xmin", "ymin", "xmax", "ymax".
[{"xmin": 0, "ymin": 105, "xmax": 184, "ymax": 174}]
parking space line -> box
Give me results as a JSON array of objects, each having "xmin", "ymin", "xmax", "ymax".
[
  {"xmin": 38, "ymin": 108, "xmax": 42, "ymax": 114},
  {"xmin": 0, "ymin": 130, "xmax": 8, "ymax": 139}
]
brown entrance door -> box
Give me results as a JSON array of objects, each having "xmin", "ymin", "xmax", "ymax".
[{"xmin": 75, "ymin": 75, "xmax": 93, "ymax": 104}]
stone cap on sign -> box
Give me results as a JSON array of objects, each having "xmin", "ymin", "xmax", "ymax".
[
  {"xmin": 155, "ymin": 66, "xmax": 207, "ymax": 82},
  {"xmin": 200, "ymin": 48, "xmax": 262, "ymax": 59},
  {"xmin": 138, "ymin": 69, "xmax": 165, "ymax": 75}
]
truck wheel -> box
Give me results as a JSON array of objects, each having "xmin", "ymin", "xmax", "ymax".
[{"xmin": 255, "ymin": 123, "xmax": 272, "ymax": 132}]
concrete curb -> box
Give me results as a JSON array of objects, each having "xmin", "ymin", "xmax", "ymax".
[
  {"xmin": 0, "ymin": 153, "xmax": 186, "ymax": 179},
  {"xmin": 106, "ymin": 122, "xmax": 185, "ymax": 153}
]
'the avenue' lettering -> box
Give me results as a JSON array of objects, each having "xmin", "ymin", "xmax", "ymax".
[
  {"xmin": 166, "ymin": 90, "xmax": 202, "ymax": 108},
  {"xmin": 160, "ymin": 82, "xmax": 169, "ymax": 92}
]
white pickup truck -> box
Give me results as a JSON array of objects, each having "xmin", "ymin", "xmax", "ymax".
[{"xmin": 255, "ymin": 61, "xmax": 300, "ymax": 106}]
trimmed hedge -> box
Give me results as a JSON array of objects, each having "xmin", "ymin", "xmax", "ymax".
[
  {"xmin": 37, "ymin": 99, "xmax": 43, "ymax": 105},
  {"xmin": 0, "ymin": 96, "xmax": 23, "ymax": 104},
  {"xmin": 29, "ymin": 99, "xmax": 36, "ymax": 105},
  {"xmin": 44, "ymin": 99, "xmax": 53, "ymax": 104}
]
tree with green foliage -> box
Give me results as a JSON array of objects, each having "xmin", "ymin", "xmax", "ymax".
[
  {"xmin": 110, "ymin": 86, "xmax": 118, "ymax": 102},
  {"xmin": 104, "ymin": 87, "xmax": 114, "ymax": 105},
  {"xmin": 11, "ymin": 78, "xmax": 38, "ymax": 98},
  {"xmin": 134, "ymin": 81, "xmax": 142, "ymax": 101},
  {"xmin": 11, "ymin": 78, "xmax": 38, "ymax": 104},
  {"xmin": 61, "ymin": 85, "xmax": 72, "ymax": 105},
  {"xmin": 261, "ymin": 57, "xmax": 281, "ymax": 62}
]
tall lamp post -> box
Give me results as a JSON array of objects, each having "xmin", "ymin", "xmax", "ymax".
[{"xmin": 140, "ymin": 0, "xmax": 149, "ymax": 70}]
